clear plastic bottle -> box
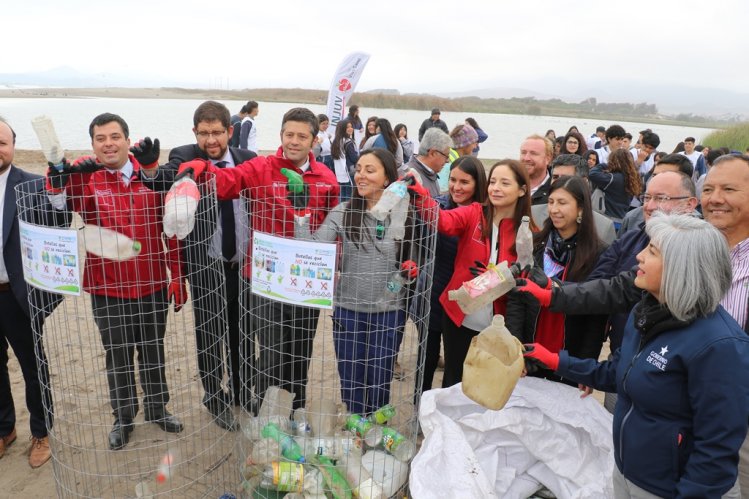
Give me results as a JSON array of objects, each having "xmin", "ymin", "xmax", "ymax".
[
  {"xmin": 515, "ymin": 215, "xmax": 534, "ymax": 269},
  {"xmin": 261, "ymin": 422, "xmax": 306, "ymax": 462},
  {"xmin": 344, "ymin": 414, "xmax": 383, "ymax": 447},
  {"xmin": 30, "ymin": 115, "xmax": 65, "ymax": 168},
  {"xmin": 241, "ymin": 413, "xmax": 292, "ymax": 442},
  {"xmin": 292, "ymin": 407, "xmax": 313, "ymax": 438},
  {"xmin": 155, "ymin": 450, "xmax": 179, "ymax": 484},
  {"xmin": 163, "ymin": 177, "xmax": 200, "ymax": 240},
  {"xmin": 302, "ymin": 433, "xmax": 360, "ymax": 460},
  {"xmin": 257, "ymin": 386, "xmax": 296, "ymax": 420},
  {"xmin": 370, "ymin": 181, "xmax": 409, "ymax": 221},
  {"xmin": 343, "ymin": 449, "xmax": 385, "ymax": 499},
  {"xmin": 82, "ymin": 224, "xmax": 141, "ymax": 261},
  {"xmin": 379, "ymin": 427, "xmax": 416, "ymax": 461},
  {"xmin": 245, "ymin": 437, "xmax": 282, "ymax": 467}
]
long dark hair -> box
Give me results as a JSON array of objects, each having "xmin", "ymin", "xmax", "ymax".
[
  {"xmin": 344, "ymin": 149, "xmax": 413, "ymax": 256},
  {"xmin": 608, "ymin": 149, "xmax": 642, "ymax": 197},
  {"xmin": 375, "ymin": 118, "xmax": 399, "ymax": 155},
  {"xmin": 447, "ymin": 156, "xmax": 488, "ymax": 208},
  {"xmin": 534, "ymin": 175, "xmax": 602, "ymax": 281},
  {"xmin": 331, "ymin": 119, "xmax": 352, "ymax": 160},
  {"xmin": 481, "ymin": 159, "xmax": 537, "ymax": 244},
  {"xmin": 360, "ymin": 116, "xmax": 378, "ymax": 149}
]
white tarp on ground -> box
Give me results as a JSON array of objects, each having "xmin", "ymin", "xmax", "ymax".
[{"xmin": 410, "ymin": 378, "xmax": 615, "ymax": 499}]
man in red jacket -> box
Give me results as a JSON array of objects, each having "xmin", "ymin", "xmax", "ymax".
[
  {"xmin": 46, "ymin": 113, "xmax": 186, "ymax": 450},
  {"xmin": 171, "ymin": 107, "xmax": 339, "ymax": 411}
]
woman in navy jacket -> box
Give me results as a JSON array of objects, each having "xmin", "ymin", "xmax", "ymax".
[{"xmin": 522, "ymin": 214, "xmax": 749, "ymax": 498}]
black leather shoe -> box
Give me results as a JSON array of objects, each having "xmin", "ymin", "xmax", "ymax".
[
  {"xmin": 209, "ymin": 405, "xmax": 238, "ymax": 432},
  {"xmin": 108, "ymin": 419, "xmax": 134, "ymax": 450},
  {"xmin": 146, "ymin": 412, "xmax": 184, "ymax": 433}
]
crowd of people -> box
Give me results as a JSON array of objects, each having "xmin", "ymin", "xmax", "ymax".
[{"xmin": 1, "ymin": 101, "xmax": 748, "ymax": 498}]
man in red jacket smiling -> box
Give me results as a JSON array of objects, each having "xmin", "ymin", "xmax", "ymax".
[
  {"xmin": 169, "ymin": 107, "xmax": 339, "ymax": 411},
  {"xmin": 46, "ymin": 113, "xmax": 186, "ymax": 450}
]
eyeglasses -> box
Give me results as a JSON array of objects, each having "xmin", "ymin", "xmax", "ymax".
[
  {"xmin": 638, "ymin": 194, "xmax": 691, "ymax": 204},
  {"xmin": 195, "ymin": 130, "xmax": 227, "ymax": 139},
  {"xmin": 433, "ymin": 149, "xmax": 450, "ymax": 161}
]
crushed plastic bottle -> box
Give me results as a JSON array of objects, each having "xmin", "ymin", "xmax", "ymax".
[
  {"xmin": 82, "ymin": 224, "xmax": 141, "ymax": 261},
  {"xmin": 163, "ymin": 176, "xmax": 200, "ymax": 240},
  {"xmin": 516, "ymin": 215, "xmax": 534, "ymax": 269},
  {"xmin": 370, "ymin": 168, "xmax": 422, "ymax": 222},
  {"xmin": 30, "ymin": 115, "xmax": 65, "ymax": 168}
]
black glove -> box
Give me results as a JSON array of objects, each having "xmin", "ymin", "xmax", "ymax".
[
  {"xmin": 523, "ymin": 344, "xmax": 547, "ymax": 375},
  {"xmin": 469, "ymin": 260, "xmax": 488, "ymax": 278},
  {"xmin": 522, "ymin": 265, "xmax": 551, "ymax": 289},
  {"xmin": 46, "ymin": 159, "xmax": 71, "ymax": 190},
  {"xmin": 69, "ymin": 157, "xmax": 103, "ymax": 174},
  {"xmin": 509, "ymin": 262, "xmax": 523, "ymax": 278},
  {"xmin": 130, "ymin": 137, "xmax": 160, "ymax": 166}
]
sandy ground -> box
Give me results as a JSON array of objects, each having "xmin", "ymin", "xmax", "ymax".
[{"xmin": 1, "ymin": 150, "xmax": 607, "ymax": 498}]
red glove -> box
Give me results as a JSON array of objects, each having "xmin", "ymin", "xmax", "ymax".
[
  {"xmin": 400, "ymin": 260, "xmax": 418, "ymax": 280},
  {"xmin": 176, "ymin": 159, "xmax": 210, "ymax": 181},
  {"xmin": 514, "ymin": 278, "xmax": 552, "ymax": 307},
  {"xmin": 168, "ymin": 278, "xmax": 188, "ymax": 312},
  {"xmin": 521, "ymin": 266, "xmax": 551, "ymax": 289},
  {"xmin": 523, "ymin": 343, "xmax": 560, "ymax": 371}
]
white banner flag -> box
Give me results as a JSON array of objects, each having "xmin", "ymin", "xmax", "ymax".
[{"xmin": 325, "ymin": 52, "xmax": 370, "ymax": 129}]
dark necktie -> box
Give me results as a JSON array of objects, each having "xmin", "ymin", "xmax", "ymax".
[{"xmin": 216, "ymin": 161, "xmax": 236, "ymax": 260}]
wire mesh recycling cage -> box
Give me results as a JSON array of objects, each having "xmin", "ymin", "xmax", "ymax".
[
  {"xmin": 16, "ymin": 173, "xmax": 239, "ymax": 498},
  {"xmin": 235, "ymin": 182, "xmax": 439, "ymax": 498}
]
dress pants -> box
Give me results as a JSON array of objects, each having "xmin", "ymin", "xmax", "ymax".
[
  {"xmin": 191, "ymin": 262, "xmax": 245, "ymax": 411},
  {"xmin": 0, "ymin": 289, "xmax": 52, "ymax": 438},
  {"xmin": 252, "ymin": 296, "xmax": 318, "ymax": 411},
  {"xmin": 91, "ymin": 289, "xmax": 169, "ymax": 421}
]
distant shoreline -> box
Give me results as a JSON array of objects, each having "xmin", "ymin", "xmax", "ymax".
[{"xmin": 0, "ymin": 87, "xmax": 722, "ymax": 129}]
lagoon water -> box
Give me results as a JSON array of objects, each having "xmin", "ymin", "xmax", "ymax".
[{"xmin": 1, "ymin": 97, "xmax": 714, "ymax": 159}]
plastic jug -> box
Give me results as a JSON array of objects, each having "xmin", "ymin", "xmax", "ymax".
[{"xmin": 461, "ymin": 314, "xmax": 525, "ymax": 410}]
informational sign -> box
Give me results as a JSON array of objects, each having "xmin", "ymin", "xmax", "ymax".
[
  {"xmin": 251, "ymin": 231, "xmax": 336, "ymax": 309},
  {"xmin": 19, "ymin": 221, "xmax": 81, "ymax": 296}
]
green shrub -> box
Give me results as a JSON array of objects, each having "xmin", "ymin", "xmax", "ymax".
[{"xmin": 703, "ymin": 122, "xmax": 749, "ymax": 152}]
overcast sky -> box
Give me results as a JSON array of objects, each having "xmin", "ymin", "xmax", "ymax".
[{"xmin": 5, "ymin": 0, "xmax": 748, "ymax": 96}]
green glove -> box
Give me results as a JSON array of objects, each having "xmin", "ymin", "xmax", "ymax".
[{"xmin": 280, "ymin": 168, "xmax": 304, "ymax": 194}]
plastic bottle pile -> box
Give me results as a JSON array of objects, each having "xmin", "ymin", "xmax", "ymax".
[{"xmin": 240, "ymin": 387, "xmax": 413, "ymax": 499}]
